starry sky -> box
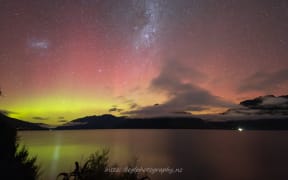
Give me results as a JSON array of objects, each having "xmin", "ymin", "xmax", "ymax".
[{"xmin": 0, "ymin": 0, "xmax": 288, "ymax": 124}]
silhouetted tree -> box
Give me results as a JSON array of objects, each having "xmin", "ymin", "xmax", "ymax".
[
  {"xmin": 57, "ymin": 149, "xmax": 150, "ymax": 180},
  {"xmin": 0, "ymin": 115, "xmax": 40, "ymax": 179}
]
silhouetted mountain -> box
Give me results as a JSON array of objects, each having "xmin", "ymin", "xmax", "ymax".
[
  {"xmin": 55, "ymin": 95, "xmax": 288, "ymax": 131},
  {"xmin": 0, "ymin": 113, "xmax": 47, "ymax": 130},
  {"xmin": 56, "ymin": 114, "xmax": 207, "ymax": 130},
  {"xmin": 55, "ymin": 113, "xmax": 288, "ymax": 130}
]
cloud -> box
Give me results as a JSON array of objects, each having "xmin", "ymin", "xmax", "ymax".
[
  {"xmin": 125, "ymin": 59, "xmax": 232, "ymax": 117},
  {"xmin": 57, "ymin": 117, "xmax": 67, "ymax": 123},
  {"xmin": 108, "ymin": 106, "xmax": 123, "ymax": 113},
  {"xmin": 58, "ymin": 120, "xmax": 68, "ymax": 123},
  {"xmin": 32, "ymin": 116, "xmax": 49, "ymax": 121},
  {"xmin": 238, "ymin": 69, "xmax": 288, "ymax": 93},
  {"xmin": 261, "ymin": 96, "xmax": 288, "ymax": 106},
  {"xmin": 222, "ymin": 95, "xmax": 288, "ymax": 118},
  {"xmin": 121, "ymin": 99, "xmax": 140, "ymax": 110},
  {"xmin": 58, "ymin": 117, "xmax": 67, "ymax": 122},
  {"xmin": 240, "ymin": 95, "xmax": 288, "ymax": 109},
  {"xmin": 129, "ymin": 102, "xmax": 139, "ymax": 109}
]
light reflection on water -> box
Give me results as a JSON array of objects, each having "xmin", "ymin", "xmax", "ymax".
[{"xmin": 19, "ymin": 130, "xmax": 288, "ymax": 180}]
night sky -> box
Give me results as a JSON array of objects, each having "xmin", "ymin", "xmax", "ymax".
[{"xmin": 1, "ymin": 0, "xmax": 288, "ymax": 124}]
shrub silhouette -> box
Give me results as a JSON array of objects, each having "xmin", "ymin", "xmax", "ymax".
[
  {"xmin": 0, "ymin": 117, "xmax": 40, "ymax": 179},
  {"xmin": 57, "ymin": 149, "xmax": 150, "ymax": 180}
]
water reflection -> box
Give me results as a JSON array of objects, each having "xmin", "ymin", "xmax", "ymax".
[{"xmin": 19, "ymin": 130, "xmax": 288, "ymax": 180}]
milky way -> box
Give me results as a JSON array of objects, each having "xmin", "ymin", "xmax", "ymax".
[{"xmin": 0, "ymin": 0, "xmax": 288, "ymax": 124}]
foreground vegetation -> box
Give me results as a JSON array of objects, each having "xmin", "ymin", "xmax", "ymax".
[
  {"xmin": 1, "ymin": 114, "xmax": 150, "ymax": 180},
  {"xmin": 0, "ymin": 118, "xmax": 40, "ymax": 179},
  {"xmin": 57, "ymin": 149, "xmax": 150, "ymax": 180}
]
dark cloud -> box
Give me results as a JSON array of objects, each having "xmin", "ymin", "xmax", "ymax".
[
  {"xmin": 185, "ymin": 106, "xmax": 209, "ymax": 111},
  {"xmin": 222, "ymin": 95, "xmax": 288, "ymax": 118},
  {"xmin": 261, "ymin": 96, "xmax": 288, "ymax": 106},
  {"xmin": 125, "ymin": 60, "xmax": 233, "ymax": 117},
  {"xmin": 108, "ymin": 106, "xmax": 123, "ymax": 113},
  {"xmin": 238, "ymin": 69, "xmax": 288, "ymax": 93},
  {"xmin": 113, "ymin": 98, "xmax": 140, "ymax": 111},
  {"xmin": 32, "ymin": 116, "xmax": 49, "ymax": 121},
  {"xmin": 129, "ymin": 103, "xmax": 139, "ymax": 109},
  {"xmin": 172, "ymin": 111, "xmax": 192, "ymax": 115},
  {"xmin": 150, "ymin": 59, "xmax": 206, "ymax": 92},
  {"xmin": 58, "ymin": 120, "xmax": 68, "ymax": 123},
  {"xmin": 240, "ymin": 95, "xmax": 288, "ymax": 109}
]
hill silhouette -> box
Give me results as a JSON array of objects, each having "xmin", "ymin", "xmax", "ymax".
[
  {"xmin": 56, "ymin": 95, "xmax": 288, "ymax": 130},
  {"xmin": 1, "ymin": 95, "xmax": 288, "ymax": 130},
  {"xmin": 56, "ymin": 114, "xmax": 207, "ymax": 130},
  {"xmin": 0, "ymin": 113, "xmax": 47, "ymax": 130},
  {"xmin": 55, "ymin": 113, "xmax": 288, "ymax": 130}
]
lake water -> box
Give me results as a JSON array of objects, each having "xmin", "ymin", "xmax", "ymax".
[{"xmin": 19, "ymin": 130, "xmax": 288, "ymax": 180}]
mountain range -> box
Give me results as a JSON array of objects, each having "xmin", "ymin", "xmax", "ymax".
[
  {"xmin": 0, "ymin": 113, "xmax": 47, "ymax": 130},
  {"xmin": 1, "ymin": 95, "xmax": 288, "ymax": 130},
  {"xmin": 55, "ymin": 114, "xmax": 207, "ymax": 129},
  {"xmin": 55, "ymin": 95, "xmax": 288, "ymax": 130}
]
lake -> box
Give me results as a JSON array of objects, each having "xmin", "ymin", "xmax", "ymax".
[{"xmin": 19, "ymin": 129, "xmax": 288, "ymax": 180}]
